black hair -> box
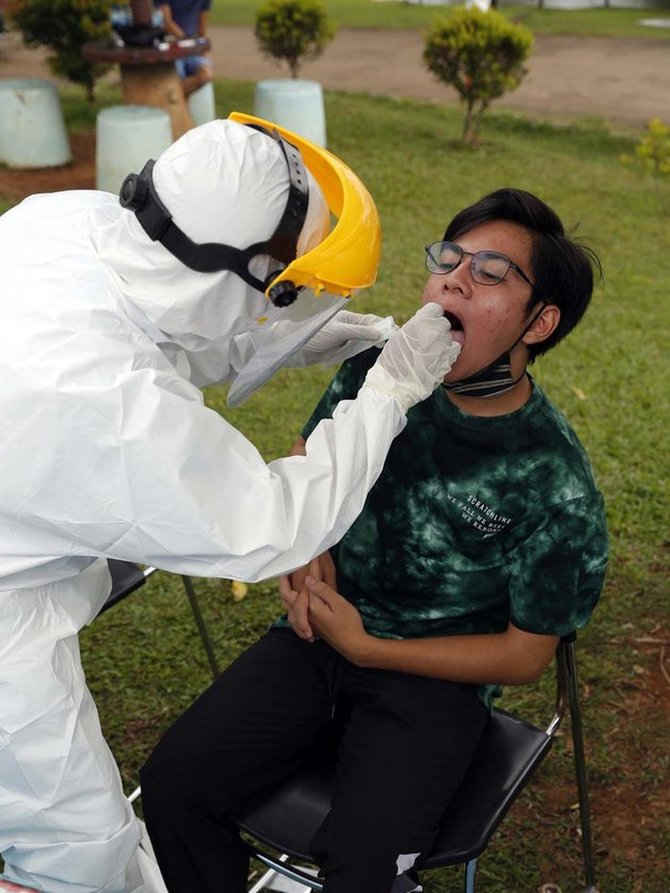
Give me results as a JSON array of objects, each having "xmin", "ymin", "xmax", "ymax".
[{"xmin": 443, "ymin": 187, "xmax": 602, "ymax": 361}]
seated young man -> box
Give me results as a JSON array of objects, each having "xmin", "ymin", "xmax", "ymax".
[{"xmin": 140, "ymin": 187, "xmax": 609, "ymax": 893}]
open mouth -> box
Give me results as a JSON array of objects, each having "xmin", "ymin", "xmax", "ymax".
[
  {"xmin": 443, "ymin": 310, "xmax": 463, "ymax": 331},
  {"xmin": 443, "ymin": 310, "xmax": 465, "ymax": 347}
]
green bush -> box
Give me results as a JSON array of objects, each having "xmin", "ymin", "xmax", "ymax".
[
  {"xmin": 423, "ymin": 7, "xmax": 533, "ymax": 146},
  {"xmin": 621, "ymin": 117, "xmax": 670, "ymax": 177},
  {"xmin": 254, "ymin": 0, "xmax": 336, "ymax": 79},
  {"xmin": 11, "ymin": 0, "xmax": 113, "ymax": 101}
]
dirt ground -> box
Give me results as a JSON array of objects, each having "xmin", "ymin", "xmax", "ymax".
[{"xmin": 0, "ymin": 24, "xmax": 669, "ymax": 199}]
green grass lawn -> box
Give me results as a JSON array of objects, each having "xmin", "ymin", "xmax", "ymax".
[
  {"xmin": 214, "ymin": 0, "xmax": 670, "ymax": 39},
  {"xmin": 1, "ymin": 77, "xmax": 669, "ymax": 891}
]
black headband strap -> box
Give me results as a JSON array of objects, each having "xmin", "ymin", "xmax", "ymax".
[{"xmin": 119, "ymin": 125, "xmax": 310, "ymax": 303}]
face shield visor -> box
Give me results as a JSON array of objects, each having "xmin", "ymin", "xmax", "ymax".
[
  {"xmin": 118, "ymin": 114, "xmax": 381, "ymax": 405},
  {"xmin": 225, "ymin": 112, "xmax": 382, "ymax": 405}
]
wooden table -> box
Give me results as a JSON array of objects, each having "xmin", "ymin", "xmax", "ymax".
[{"xmin": 82, "ymin": 37, "xmax": 210, "ymax": 139}]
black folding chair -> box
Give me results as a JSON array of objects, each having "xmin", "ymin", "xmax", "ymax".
[
  {"xmin": 238, "ymin": 634, "xmax": 596, "ymax": 893},
  {"xmin": 100, "ymin": 559, "xmax": 221, "ymax": 680}
]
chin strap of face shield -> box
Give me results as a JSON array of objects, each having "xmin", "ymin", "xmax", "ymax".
[
  {"xmin": 443, "ymin": 303, "xmax": 546, "ymax": 398},
  {"xmin": 118, "ymin": 128, "xmax": 309, "ymax": 308}
]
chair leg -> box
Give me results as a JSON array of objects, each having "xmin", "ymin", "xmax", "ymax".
[
  {"xmin": 250, "ymin": 852, "xmax": 322, "ymax": 892},
  {"xmin": 180, "ymin": 575, "xmax": 220, "ymax": 680},
  {"xmin": 463, "ymin": 857, "xmax": 477, "ymax": 893},
  {"xmin": 564, "ymin": 639, "xmax": 597, "ymax": 892},
  {"xmin": 248, "ymin": 856, "xmax": 290, "ymax": 893}
]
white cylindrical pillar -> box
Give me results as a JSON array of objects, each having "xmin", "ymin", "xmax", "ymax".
[
  {"xmin": 96, "ymin": 105, "xmax": 173, "ymax": 194},
  {"xmin": 253, "ymin": 79, "xmax": 326, "ymax": 147},
  {"xmin": 187, "ymin": 81, "xmax": 216, "ymax": 127},
  {"xmin": 0, "ymin": 78, "xmax": 72, "ymax": 168}
]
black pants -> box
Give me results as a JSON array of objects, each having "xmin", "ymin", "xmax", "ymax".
[{"xmin": 141, "ymin": 628, "xmax": 488, "ymax": 893}]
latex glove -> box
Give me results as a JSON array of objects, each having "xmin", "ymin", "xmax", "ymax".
[
  {"xmin": 290, "ymin": 310, "xmax": 399, "ymax": 368},
  {"xmin": 362, "ymin": 302, "xmax": 460, "ymax": 412}
]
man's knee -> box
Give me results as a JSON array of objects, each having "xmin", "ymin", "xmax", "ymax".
[
  {"xmin": 140, "ymin": 725, "xmax": 234, "ymax": 818},
  {"xmin": 140, "ymin": 735, "xmax": 188, "ymax": 807}
]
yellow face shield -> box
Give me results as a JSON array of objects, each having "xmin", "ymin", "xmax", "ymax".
[{"xmin": 228, "ymin": 112, "xmax": 382, "ymax": 300}]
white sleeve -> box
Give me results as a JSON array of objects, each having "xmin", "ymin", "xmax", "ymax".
[{"xmin": 42, "ymin": 367, "xmax": 405, "ymax": 583}]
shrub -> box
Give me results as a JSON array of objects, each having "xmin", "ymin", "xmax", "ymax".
[
  {"xmin": 10, "ymin": 0, "xmax": 113, "ymax": 102},
  {"xmin": 254, "ymin": 0, "xmax": 336, "ymax": 80},
  {"xmin": 423, "ymin": 7, "xmax": 533, "ymax": 146},
  {"xmin": 621, "ymin": 118, "xmax": 670, "ymax": 177}
]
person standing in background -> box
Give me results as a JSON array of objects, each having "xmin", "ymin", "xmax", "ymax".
[{"xmin": 158, "ymin": 0, "xmax": 212, "ymax": 96}]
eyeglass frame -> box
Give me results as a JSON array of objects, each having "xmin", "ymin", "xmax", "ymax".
[{"xmin": 424, "ymin": 240, "xmax": 535, "ymax": 289}]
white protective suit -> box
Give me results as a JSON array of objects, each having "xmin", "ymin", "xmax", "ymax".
[{"xmin": 0, "ymin": 120, "xmax": 458, "ymax": 893}]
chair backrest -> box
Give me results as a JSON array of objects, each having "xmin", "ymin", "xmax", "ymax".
[
  {"xmin": 99, "ymin": 559, "xmax": 153, "ymax": 614},
  {"xmin": 238, "ymin": 634, "xmax": 596, "ymax": 891}
]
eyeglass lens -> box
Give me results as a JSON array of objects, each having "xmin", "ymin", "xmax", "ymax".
[{"xmin": 426, "ymin": 241, "xmax": 516, "ymax": 286}]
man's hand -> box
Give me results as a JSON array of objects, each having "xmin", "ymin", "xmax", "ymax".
[
  {"xmin": 278, "ymin": 552, "xmax": 336, "ymax": 642},
  {"xmin": 304, "ymin": 576, "xmax": 370, "ymax": 664}
]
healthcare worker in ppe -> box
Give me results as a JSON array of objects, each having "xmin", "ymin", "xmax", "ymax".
[{"xmin": 0, "ymin": 113, "xmax": 461, "ymax": 893}]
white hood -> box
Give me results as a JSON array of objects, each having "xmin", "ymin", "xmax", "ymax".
[{"xmin": 91, "ymin": 119, "xmax": 329, "ymax": 386}]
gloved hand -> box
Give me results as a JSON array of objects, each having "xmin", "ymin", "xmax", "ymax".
[
  {"xmin": 362, "ymin": 302, "xmax": 461, "ymax": 412},
  {"xmin": 290, "ymin": 310, "xmax": 399, "ymax": 368}
]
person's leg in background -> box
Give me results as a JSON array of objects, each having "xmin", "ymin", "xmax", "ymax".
[
  {"xmin": 140, "ymin": 629, "xmax": 340, "ymax": 893},
  {"xmin": 311, "ymin": 668, "xmax": 489, "ymax": 893},
  {"xmin": 176, "ymin": 56, "xmax": 212, "ymax": 97}
]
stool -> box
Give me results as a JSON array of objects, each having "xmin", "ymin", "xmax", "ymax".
[
  {"xmin": 96, "ymin": 105, "xmax": 173, "ymax": 194},
  {"xmin": 0, "ymin": 78, "xmax": 72, "ymax": 168},
  {"xmin": 187, "ymin": 80, "xmax": 216, "ymax": 127},
  {"xmin": 253, "ymin": 79, "xmax": 326, "ymax": 147}
]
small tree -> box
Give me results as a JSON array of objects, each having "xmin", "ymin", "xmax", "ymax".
[
  {"xmin": 255, "ymin": 0, "xmax": 336, "ymax": 80},
  {"xmin": 424, "ymin": 7, "xmax": 533, "ymax": 146},
  {"xmin": 621, "ymin": 118, "xmax": 670, "ymax": 177},
  {"xmin": 11, "ymin": 0, "xmax": 113, "ymax": 102}
]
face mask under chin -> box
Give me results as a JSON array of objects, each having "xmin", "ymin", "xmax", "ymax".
[
  {"xmin": 442, "ymin": 352, "xmax": 527, "ymax": 398},
  {"xmin": 443, "ymin": 302, "xmax": 545, "ymax": 399}
]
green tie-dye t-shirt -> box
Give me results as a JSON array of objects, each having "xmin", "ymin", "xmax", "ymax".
[{"xmin": 296, "ymin": 349, "xmax": 608, "ymax": 673}]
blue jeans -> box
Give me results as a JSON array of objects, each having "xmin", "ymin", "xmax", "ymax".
[{"xmin": 176, "ymin": 54, "xmax": 210, "ymax": 79}]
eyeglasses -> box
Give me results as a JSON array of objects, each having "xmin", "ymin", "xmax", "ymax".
[{"xmin": 424, "ymin": 241, "xmax": 534, "ymax": 289}]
